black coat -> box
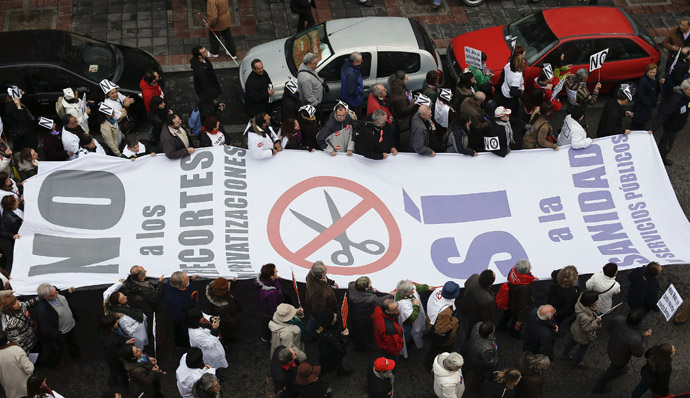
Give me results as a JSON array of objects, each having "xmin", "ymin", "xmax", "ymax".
[
  {"xmin": 626, "ymin": 266, "xmax": 660, "ymax": 312},
  {"xmin": 121, "ymin": 276, "xmax": 164, "ymax": 315},
  {"xmin": 99, "ymin": 329, "xmax": 129, "ymax": 368},
  {"xmin": 480, "ymin": 372, "xmax": 516, "ymax": 398},
  {"xmin": 514, "ymin": 352, "xmax": 545, "ymax": 398},
  {"xmin": 198, "ymin": 101, "xmax": 221, "ymax": 123},
  {"xmin": 245, "ymin": 71, "xmax": 273, "ymax": 117},
  {"xmin": 35, "ymin": 291, "xmax": 76, "ymax": 345},
  {"xmin": 461, "ymin": 273, "xmax": 496, "ymax": 327},
  {"xmin": 281, "ymin": 93, "xmax": 302, "ymax": 121},
  {"xmin": 270, "ymin": 345, "xmax": 299, "ymax": 397},
  {"xmin": 295, "ymin": 380, "xmax": 331, "ymax": 398},
  {"xmin": 485, "ymin": 121, "xmax": 510, "ymax": 158},
  {"xmin": 160, "ymin": 126, "xmax": 191, "ymax": 159},
  {"xmin": 355, "ymin": 122, "xmax": 393, "ymax": 160},
  {"xmin": 290, "ymin": 0, "xmax": 313, "ymax": 14},
  {"xmin": 632, "ymin": 74, "xmax": 659, "ymax": 126},
  {"xmin": 191, "ymin": 57, "xmax": 221, "ymax": 97},
  {"xmin": 596, "ymin": 98, "xmax": 626, "ymax": 137},
  {"xmin": 366, "ymin": 364, "xmax": 393, "ymax": 398},
  {"xmin": 198, "ymin": 283, "xmax": 242, "ymax": 340},
  {"xmin": 42, "ymin": 133, "xmax": 69, "ymax": 161},
  {"xmin": 522, "ymin": 307, "xmax": 556, "ymax": 361},
  {"xmin": 606, "ymin": 314, "xmax": 645, "ymax": 365},
  {"xmin": 4, "ymin": 102, "xmax": 34, "ymax": 140},
  {"xmin": 148, "ymin": 107, "xmax": 168, "ymax": 143},
  {"xmin": 1, "ymin": 210, "xmax": 22, "ymax": 236},
  {"xmin": 654, "ymin": 87, "xmax": 690, "ymax": 132},
  {"xmin": 640, "ymin": 348, "xmax": 672, "ymax": 396},
  {"xmin": 317, "ymin": 327, "xmax": 348, "ymax": 374},
  {"xmin": 546, "ymin": 269, "xmax": 579, "ymax": 325},
  {"xmin": 198, "ymin": 130, "xmax": 228, "ymax": 148}
]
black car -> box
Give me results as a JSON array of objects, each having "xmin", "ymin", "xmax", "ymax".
[{"xmin": 0, "ymin": 29, "xmax": 163, "ymax": 122}]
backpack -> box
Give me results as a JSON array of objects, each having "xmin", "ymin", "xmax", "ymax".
[
  {"xmin": 495, "ymin": 283, "xmax": 510, "ymax": 310},
  {"xmin": 188, "ymin": 107, "xmax": 202, "ymax": 136}
]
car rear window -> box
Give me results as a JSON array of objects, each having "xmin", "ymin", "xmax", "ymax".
[
  {"xmin": 290, "ymin": 24, "xmax": 334, "ymax": 70},
  {"xmin": 506, "ymin": 11, "xmax": 558, "ymax": 65},
  {"xmin": 630, "ymin": 16, "xmax": 658, "ymax": 51},
  {"xmin": 409, "ymin": 18, "xmax": 437, "ymax": 58}
]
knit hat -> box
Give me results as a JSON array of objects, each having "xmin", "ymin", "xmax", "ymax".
[
  {"xmin": 296, "ymin": 363, "xmax": 321, "ymax": 385},
  {"xmin": 374, "ymin": 357, "xmax": 396, "ymax": 372},
  {"xmin": 603, "ymin": 262, "xmax": 618, "ymax": 278},
  {"xmin": 441, "ymin": 281, "xmax": 460, "ymax": 299},
  {"xmin": 273, "ymin": 303, "xmax": 296, "ymax": 322},
  {"xmin": 211, "ymin": 277, "xmax": 229, "ymax": 296}
]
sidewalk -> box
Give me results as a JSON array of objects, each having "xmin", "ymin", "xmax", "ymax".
[{"xmin": 1, "ymin": 0, "xmax": 689, "ymax": 71}]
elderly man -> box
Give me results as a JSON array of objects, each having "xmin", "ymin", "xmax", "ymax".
[
  {"xmin": 565, "ymin": 68, "xmax": 601, "ymax": 115},
  {"xmin": 662, "ymin": 19, "xmax": 690, "ymax": 69},
  {"xmin": 347, "ymin": 276, "xmax": 392, "ymax": 351},
  {"xmin": 0, "ymin": 329, "xmax": 33, "ymax": 398},
  {"xmin": 522, "ymin": 305, "xmax": 557, "ymax": 361},
  {"xmin": 373, "ymin": 299, "xmax": 404, "ymax": 360},
  {"xmin": 410, "ymin": 105, "xmax": 436, "ymax": 156},
  {"xmin": 485, "ymin": 106, "xmax": 514, "ymax": 157},
  {"xmin": 499, "ymin": 259, "xmax": 536, "ymax": 337},
  {"xmin": 271, "ymin": 345, "xmax": 306, "ymax": 397},
  {"xmin": 161, "ymin": 113, "xmax": 195, "ymax": 159},
  {"xmin": 297, "ymin": 53, "xmax": 324, "ymax": 108},
  {"xmin": 316, "ymin": 103, "xmax": 355, "ymax": 155},
  {"xmin": 166, "ymin": 271, "xmax": 199, "ymax": 347},
  {"xmin": 35, "ymin": 283, "xmax": 86, "ymax": 368},
  {"xmin": 460, "ymin": 91, "xmax": 490, "ymax": 149},
  {"xmin": 245, "ymin": 59, "xmax": 274, "ymax": 117},
  {"xmin": 341, "ymin": 52, "xmax": 365, "ymax": 118},
  {"xmin": 355, "ymin": 109, "xmax": 396, "ymax": 159},
  {"xmin": 425, "ymin": 281, "xmax": 460, "ymax": 368},
  {"xmin": 305, "ymin": 261, "xmax": 338, "ymax": 333},
  {"xmin": 432, "ymin": 352, "xmax": 465, "ymax": 398},
  {"xmin": 122, "ymin": 265, "xmax": 166, "ymax": 344},
  {"xmin": 192, "ymin": 373, "xmax": 224, "ymax": 398},
  {"xmin": 653, "ymin": 78, "xmax": 690, "ymax": 165},
  {"xmin": 366, "ymin": 84, "xmax": 393, "ymax": 123}
]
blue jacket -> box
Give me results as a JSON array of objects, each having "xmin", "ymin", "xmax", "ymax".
[{"xmin": 340, "ymin": 58, "xmax": 363, "ymax": 107}]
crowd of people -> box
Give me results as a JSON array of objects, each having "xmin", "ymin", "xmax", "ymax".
[{"xmin": 1, "ymin": 257, "xmax": 688, "ymax": 397}]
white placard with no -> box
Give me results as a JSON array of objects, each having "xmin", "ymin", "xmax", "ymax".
[
  {"xmin": 551, "ymin": 77, "xmax": 567, "ymax": 102},
  {"xmin": 589, "ymin": 48, "xmax": 609, "ymax": 72},
  {"xmin": 464, "ymin": 46, "xmax": 483, "ymax": 69},
  {"xmin": 657, "ymin": 283, "xmax": 683, "ymax": 321}
]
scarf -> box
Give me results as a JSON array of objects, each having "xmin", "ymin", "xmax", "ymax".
[
  {"xmin": 426, "ymin": 288, "xmax": 456, "ymax": 325},
  {"xmin": 495, "ymin": 119, "xmax": 514, "ymax": 145},
  {"xmin": 373, "ymin": 368, "xmax": 394, "ymax": 397},
  {"xmin": 169, "ymin": 126, "xmax": 190, "ymax": 148},
  {"xmin": 287, "ymin": 317, "xmax": 312, "ymax": 343},
  {"xmin": 111, "ymin": 304, "xmax": 144, "ymax": 323},
  {"xmin": 507, "ymin": 267, "xmax": 536, "ymax": 285}
]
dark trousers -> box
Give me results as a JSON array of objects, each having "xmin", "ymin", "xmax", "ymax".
[
  {"xmin": 106, "ymin": 358, "xmax": 129, "ymax": 388},
  {"xmin": 296, "ymin": 10, "xmax": 315, "ymax": 32},
  {"xmin": 41, "ymin": 328, "xmax": 82, "ymax": 367},
  {"xmin": 172, "ymin": 321, "xmax": 190, "ymax": 348},
  {"xmin": 658, "ymin": 128, "xmax": 680, "ymax": 159},
  {"xmin": 262, "ymin": 315, "xmax": 272, "ymax": 341},
  {"xmin": 594, "ymin": 362, "xmax": 626, "ymax": 392},
  {"xmin": 209, "ymin": 27, "xmax": 236, "ymax": 56}
]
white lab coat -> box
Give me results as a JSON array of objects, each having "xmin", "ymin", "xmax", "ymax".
[
  {"xmin": 188, "ymin": 326, "xmax": 228, "ymax": 369},
  {"xmin": 175, "ymin": 353, "xmax": 216, "ymax": 398},
  {"xmin": 61, "ymin": 128, "xmax": 80, "ymax": 160},
  {"xmin": 247, "ymin": 132, "xmax": 276, "ymax": 159},
  {"xmin": 103, "ymin": 281, "xmax": 149, "ymax": 349},
  {"xmin": 62, "ymin": 97, "xmax": 90, "ymax": 133},
  {"xmin": 397, "ymin": 290, "xmax": 426, "ymax": 358}
]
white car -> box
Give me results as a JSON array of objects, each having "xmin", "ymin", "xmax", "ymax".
[{"xmin": 239, "ymin": 17, "xmax": 443, "ymax": 109}]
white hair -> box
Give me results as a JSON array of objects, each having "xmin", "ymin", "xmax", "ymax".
[
  {"xmin": 515, "ymin": 259, "xmax": 532, "ymax": 274},
  {"xmin": 37, "ymin": 283, "xmax": 54, "ymax": 299},
  {"xmin": 303, "ymin": 53, "xmax": 317, "ymax": 65}
]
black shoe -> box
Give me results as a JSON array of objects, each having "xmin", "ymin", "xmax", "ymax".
[{"xmin": 663, "ymin": 157, "xmax": 674, "ymax": 166}]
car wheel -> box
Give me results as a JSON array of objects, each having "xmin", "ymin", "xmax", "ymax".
[{"xmin": 462, "ymin": 0, "xmax": 485, "ymax": 7}]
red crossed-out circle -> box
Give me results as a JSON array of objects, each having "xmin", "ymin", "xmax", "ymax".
[{"xmin": 267, "ymin": 176, "xmax": 402, "ymax": 275}]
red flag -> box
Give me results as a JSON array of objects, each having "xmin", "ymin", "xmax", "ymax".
[
  {"xmin": 341, "ymin": 293, "xmax": 349, "ymax": 329},
  {"xmin": 291, "ymin": 268, "xmax": 302, "ymax": 307}
]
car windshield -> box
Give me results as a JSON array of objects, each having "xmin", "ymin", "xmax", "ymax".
[
  {"xmin": 289, "ymin": 23, "xmax": 334, "ymax": 70},
  {"xmin": 61, "ymin": 34, "xmax": 116, "ymax": 82},
  {"xmin": 505, "ymin": 12, "xmax": 558, "ymax": 65}
]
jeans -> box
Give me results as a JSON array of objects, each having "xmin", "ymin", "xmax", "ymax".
[
  {"xmin": 594, "ymin": 362, "xmax": 626, "ymax": 392},
  {"xmin": 561, "ymin": 337, "xmax": 590, "ymax": 365},
  {"xmin": 631, "ymin": 378, "xmax": 649, "ymax": 398},
  {"xmin": 403, "ymin": 324, "xmax": 413, "ymax": 343}
]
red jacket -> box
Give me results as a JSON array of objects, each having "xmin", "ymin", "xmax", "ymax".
[
  {"xmin": 372, "ymin": 306, "xmax": 403, "ymax": 357},
  {"xmin": 139, "ymin": 78, "xmax": 163, "ymax": 112},
  {"xmin": 366, "ymin": 94, "xmax": 393, "ymax": 124}
]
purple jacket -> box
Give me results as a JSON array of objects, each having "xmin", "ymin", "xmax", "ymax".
[{"xmin": 253, "ymin": 276, "xmax": 286, "ymax": 318}]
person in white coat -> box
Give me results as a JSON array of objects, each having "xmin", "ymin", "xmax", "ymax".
[
  {"xmin": 585, "ymin": 262, "xmax": 621, "ymax": 313},
  {"xmin": 60, "ymin": 88, "xmax": 90, "ymax": 133},
  {"xmin": 557, "ymin": 107, "xmax": 592, "ymax": 149},
  {"xmin": 395, "ymin": 280, "xmax": 425, "ymax": 358},
  {"xmin": 103, "ymin": 279, "xmax": 149, "ymax": 350},
  {"xmin": 176, "ymin": 347, "xmax": 216, "ymax": 398},
  {"xmin": 0, "ymin": 330, "xmax": 33, "ymax": 398},
  {"xmin": 246, "ymin": 112, "xmax": 281, "ymax": 159},
  {"xmin": 433, "ymin": 352, "xmax": 465, "ymax": 398},
  {"xmin": 185, "ymin": 307, "xmax": 228, "ymax": 369}
]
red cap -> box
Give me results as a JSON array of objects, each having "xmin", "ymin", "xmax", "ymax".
[{"xmin": 374, "ymin": 357, "xmax": 396, "ymax": 372}]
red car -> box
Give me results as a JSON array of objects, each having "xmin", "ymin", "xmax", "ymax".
[{"xmin": 447, "ymin": 6, "xmax": 660, "ymax": 94}]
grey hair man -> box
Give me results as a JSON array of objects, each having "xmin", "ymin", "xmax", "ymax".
[
  {"xmin": 192, "ymin": 373, "xmax": 222, "ymax": 396},
  {"xmin": 565, "ymin": 67, "xmax": 601, "ymax": 114},
  {"xmin": 167, "ymin": 271, "xmax": 199, "ymax": 348},
  {"xmin": 347, "ymin": 276, "xmax": 393, "ymax": 351},
  {"xmin": 522, "ymin": 304, "xmax": 558, "ymax": 361},
  {"xmin": 35, "ymin": 283, "xmax": 86, "ymax": 367},
  {"xmin": 355, "ymin": 108, "xmax": 397, "ymax": 159},
  {"xmin": 410, "ymin": 105, "xmax": 436, "ymax": 157},
  {"xmin": 500, "ymin": 259, "xmax": 536, "ymax": 338},
  {"xmin": 305, "ymin": 261, "xmax": 338, "ymax": 333},
  {"xmin": 298, "ymin": 53, "xmax": 324, "ymax": 107},
  {"xmin": 342, "ymin": 51, "xmax": 365, "ymax": 116},
  {"xmin": 271, "ymin": 344, "xmax": 307, "ymax": 395}
]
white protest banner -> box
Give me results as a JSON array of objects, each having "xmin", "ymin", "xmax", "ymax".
[
  {"xmin": 11, "ymin": 134, "xmax": 690, "ymax": 294},
  {"xmin": 542, "ymin": 63, "xmax": 553, "ymax": 80},
  {"xmin": 551, "ymin": 77, "xmax": 567, "ymax": 102},
  {"xmin": 464, "ymin": 46, "xmax": 483, "ymax": 69},
  {"xmin": 589, "ymin": 48, "xmax": 609, "ymax": 72},
  {"xmin": 657, "ymin": 284, "xmax": 683, "ymax": 321}
]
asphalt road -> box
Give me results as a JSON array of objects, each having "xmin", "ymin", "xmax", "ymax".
[{"xmin": 5, "ymin": 66, "xmax": 690, "ymax": 398}]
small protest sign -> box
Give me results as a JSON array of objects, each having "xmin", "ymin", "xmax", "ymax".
[
  {"xmin": 464, "ymin": 46, "xmax": 483, "ymax": 69},
  {"xmin": 657, "ymin": 284, "xmax": 683, "ymax": 322}
]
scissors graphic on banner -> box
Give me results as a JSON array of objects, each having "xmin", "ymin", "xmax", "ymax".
[{"xmin": 290, "ymin": 191, "xmax": 385, "ymax": 266}]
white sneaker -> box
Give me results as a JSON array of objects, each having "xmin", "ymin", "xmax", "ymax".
[
  {"xmin": 207, "ymin": 52, "xmax": 219, "ymax": 58},
  {"xmin": 225, "ymin": 50, "xmax": 236, "ymax": 58}
]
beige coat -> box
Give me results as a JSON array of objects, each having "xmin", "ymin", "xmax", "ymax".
[
  {"xmin": 268, "ymin": 318, "xmax": 305, "ymax": 357},
  {"xmin": 207, "ymin": 0, "xmax": 232, "ymax": 31},
  {"xmin": 100, "ymin": 120, "xmax": 122, "ymax": 157},
  {"xmin": 0, "ymin": 344, "xmax": 34, "ymax": 398},
  {"xmin": 570, "ymin": 294, "xmax": 602, "ymax": 345}
]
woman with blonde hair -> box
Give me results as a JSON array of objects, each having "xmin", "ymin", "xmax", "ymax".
[
  {"xmin": 515, "ymin": 352, "xmax": 550, "ymax": 398},
  {"xmin": 547, "ymin": 265, "xmax": 580, "ymax": 329},
  {"xmin": 481, "ymin": 368, "xmax": 522, "ymax": 397}
]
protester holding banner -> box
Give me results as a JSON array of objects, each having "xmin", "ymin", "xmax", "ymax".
[
  {"xmin": 254, "ymin": 263, "xmax": 288, "ymax": 343},
  {"xmin": 247, "ymin": 113, "xmax": 281, "ymax": 159},
  {"xmin": 0, "ymin": 294, "xmax": 38, "ymax": 354},
  {"xmin": 596, "ymin": 86, "xmax": 633, "ymax": 137},
  {"xmin": 316, "ymin": 103, "xmax": 355, "ymax": 155},
  {"xmin": 121, "ymin": 266, "xmax": 165, "ymax": 347},
  {"xmin": 345, "ymin": 276, "xmax": 391, "ymax": 352},
  {"xmin": 652, "ymin": 78, "xmax": 690, "ymax": 166},
  {"xmin": 556, "ymin": 108, "xmax": 592, "ymax": 149},
  {"xmin": 160, "ymin": 113, "xmax": 195, "ymax": 160},
  {"xmin": 166, "ymin": 271, "xmax": 199, "ymax": 348},
  {"xmin": 103, "ymin": 279, "xmax": 149, "ymax": 350},
  {"xmin": 524, "ymin": 102, "xmax": 558, "ymax": 150},
  {"xmin": 631, "ymin": 64, "xmax": 663, "ymax": 130},
  {"xmin": 355, "ymin": 109, "xmax": 396, "ymax": 160},
  {"xmin": 484, "ymin": 106, "xmax": 514, "ymax": 158},
  {"xmin": 446, "ymin": 112, "xmax": 477, "ymax": 156}
]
